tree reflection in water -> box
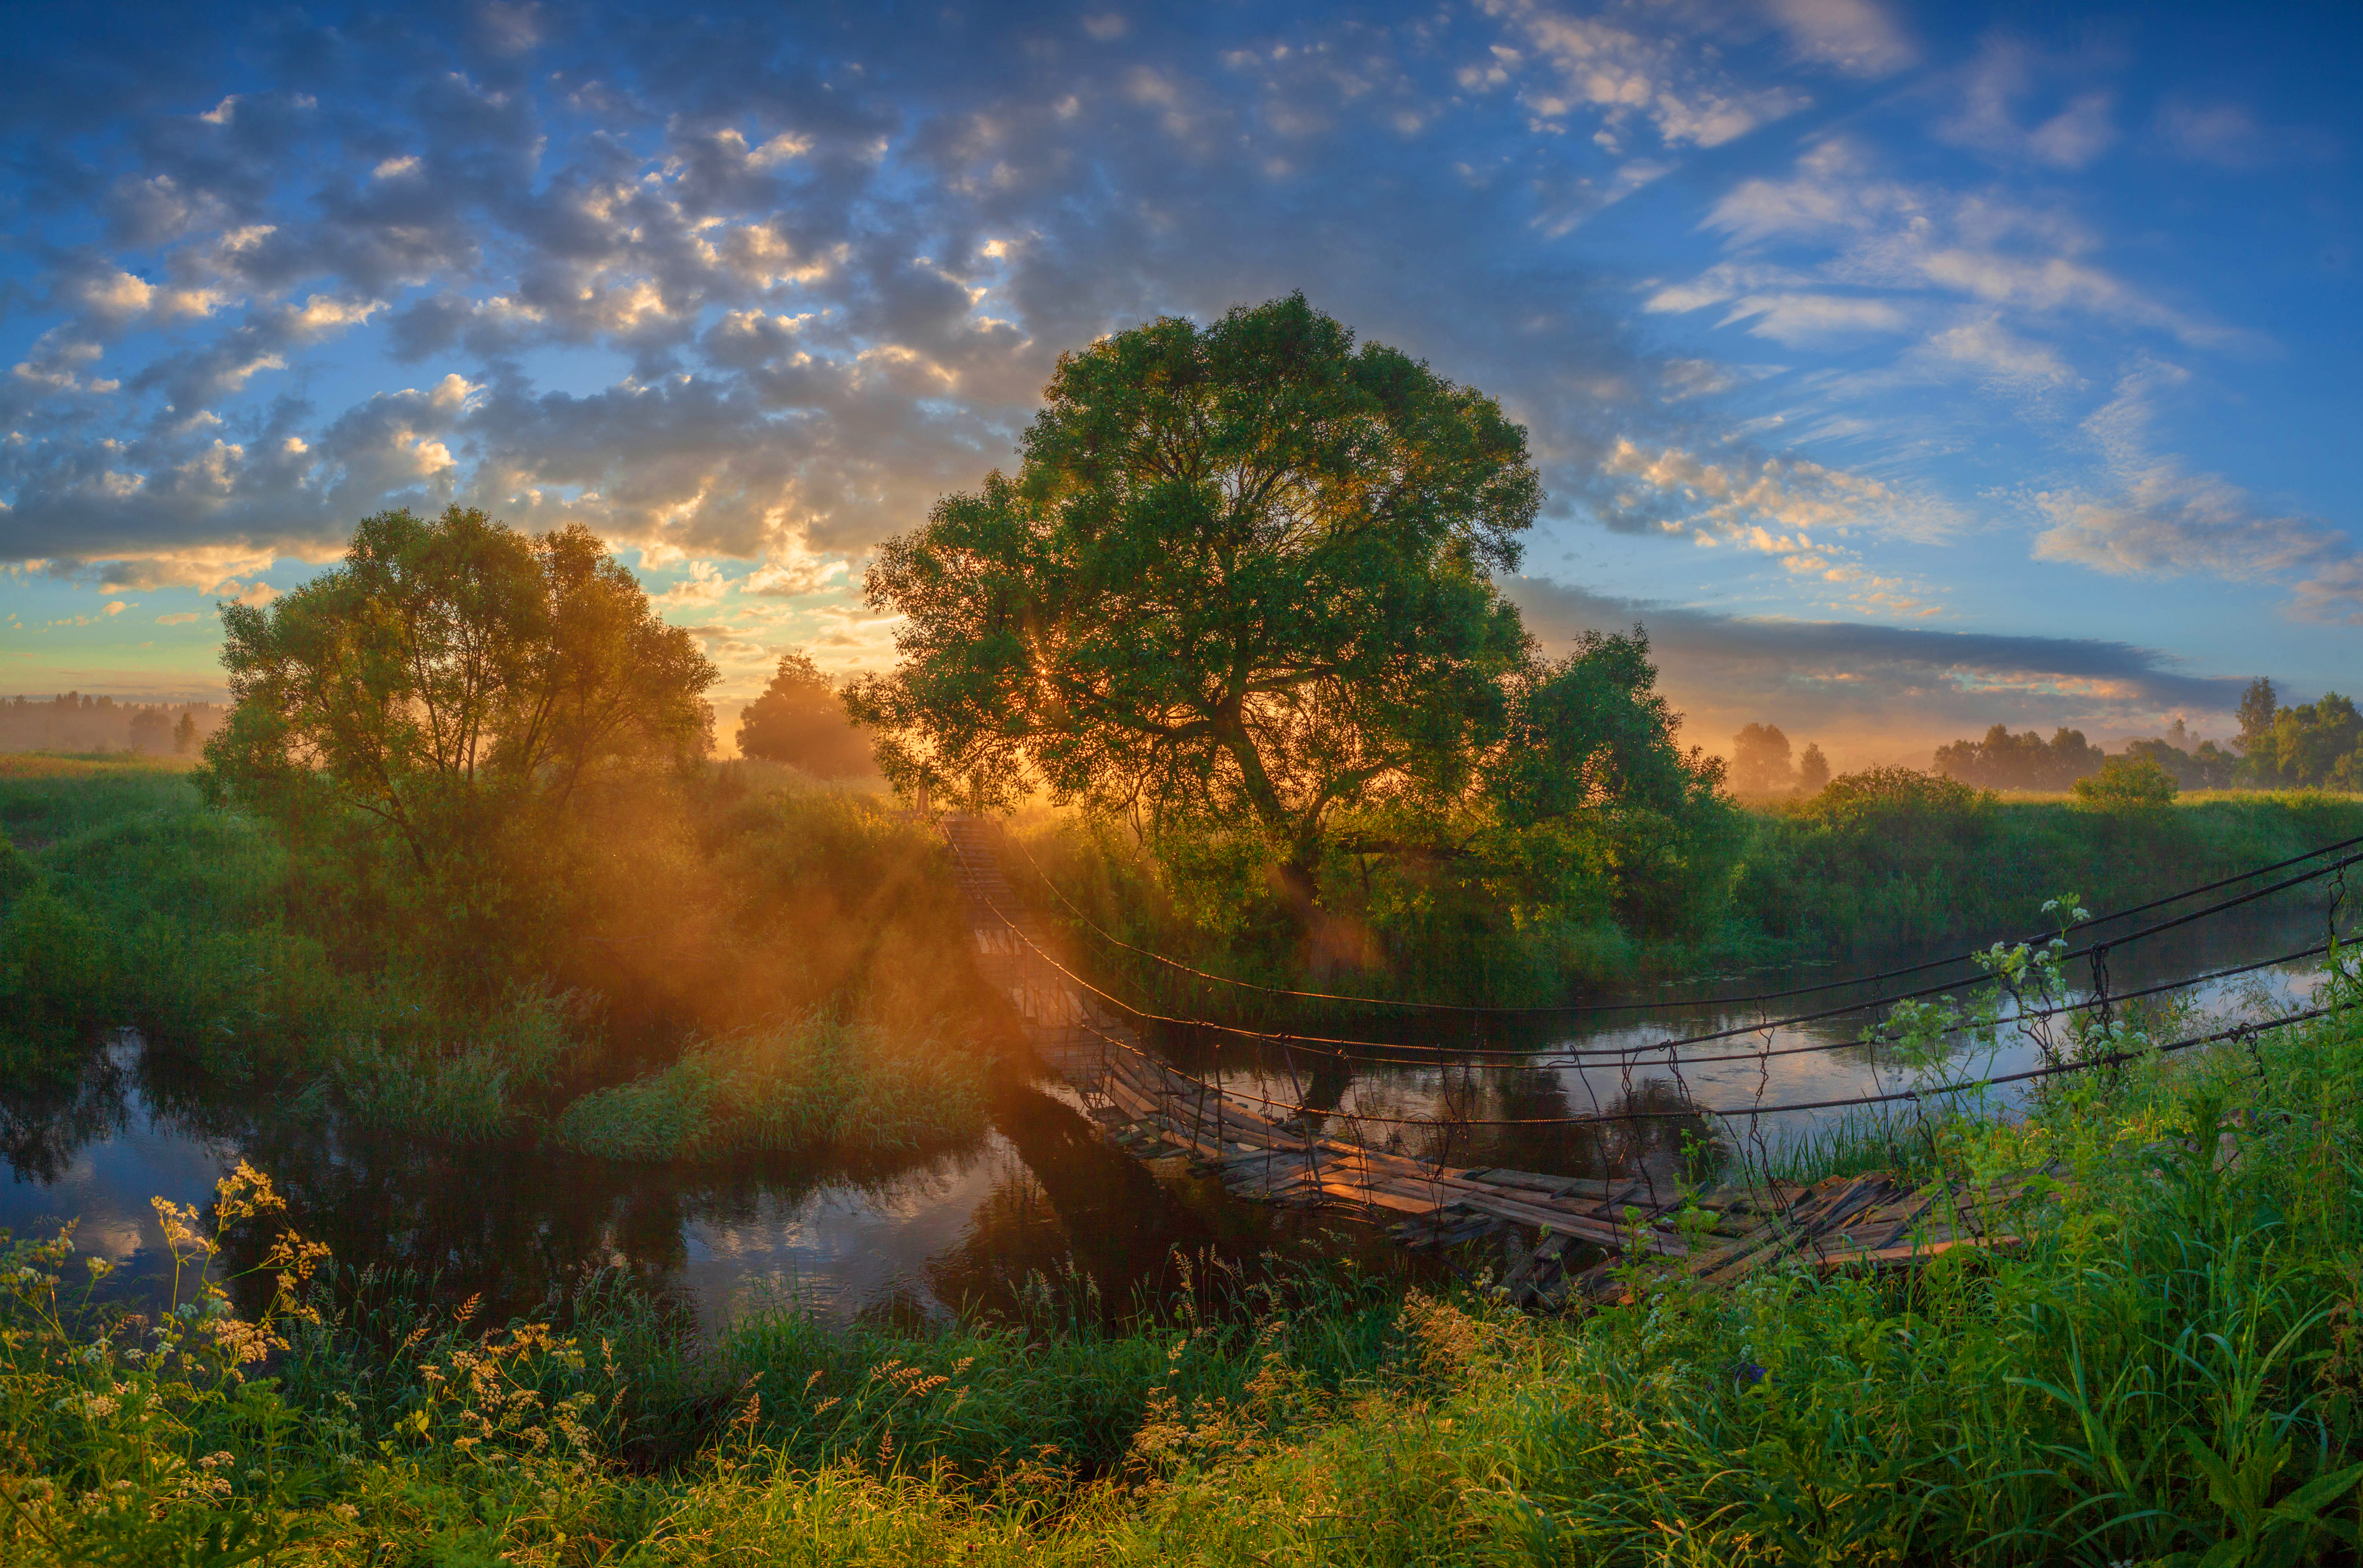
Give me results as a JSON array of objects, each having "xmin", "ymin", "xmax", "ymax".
[{"xmin": 2, "ymin": 1033, "xmax": 1708, "ymax": 1333}]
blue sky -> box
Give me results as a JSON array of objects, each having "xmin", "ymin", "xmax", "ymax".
[{"xmin": 1, "ymin": 0, "xmax": 2355, "ymax": 763}]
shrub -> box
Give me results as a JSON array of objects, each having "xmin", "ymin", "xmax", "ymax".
[
  {"xmin": 549, "ymin": 1012, "xmax": 984, "ymax": 1162},
  {"xmin": 1797, "ymin": 763, "xmax": 1994, "ymax": 828},
  {"xmin": 2073, "ymin": 751, "xmax": 2180, "ymax": 811}
]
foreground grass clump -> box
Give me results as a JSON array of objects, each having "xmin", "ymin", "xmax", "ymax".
[
  {"xmin": 9, "ymin": 956, "xmax": 2363, "ymax": 1563},
  {"xmin": 548, "ymin": 1012, "xmax": 985, "ymax": 1161},
  {"xmin": 0, "ymin": 756, "xmax": 1001, "ymax": 1154}
]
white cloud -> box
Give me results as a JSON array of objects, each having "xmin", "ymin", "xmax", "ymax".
[
  {"xmin": 2030, "ymin": 360, "xmax": 2362, "ymax": 618},
  {"xmin": 1602, "ymin": 437, "xmax": 1945, "ymax": 547},
  {"xmin": 1718, "ymin": 292, "xmax": 1909, "ymax": 344},
  {"xmin": 1760, "ymin": 0, "xmax": 1916, "ymax": 78},
  {"xmin": 1481, "ymin": 0, "xmax": 1810, "ymax": 151},
  {"xmin": 654, "ymin": 558, "xmax": 731, "ymax": 608},
  {"xmin": 1938, "ymin": 40, "xmax": 2117, "ymax": 169},
  {"xmin": 745, "ymin": 553, "xmax": 849, "ymax": 597},
  {"xmin": 1924, "ymin": 317, "xmax": 2077, "ymax": 390},
  {"xmin": 1680, "ymin": 137, "xmax": 2266, "ymax": 354}
]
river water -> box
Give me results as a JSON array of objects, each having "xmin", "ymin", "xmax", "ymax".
[{"xmin": 1, "ymin": 898, "xmax": 2343, "ymax": 1328}]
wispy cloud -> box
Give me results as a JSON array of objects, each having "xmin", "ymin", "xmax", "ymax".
[
  {"xmin": 2031, "ymin": 360, "xmax": 2363, "ymax": 620},
  {"xmin": 1508, "ymin": 575, "xmax": 2253, "ymax": 762}
]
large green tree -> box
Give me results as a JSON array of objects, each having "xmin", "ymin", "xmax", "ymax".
[
  {"xmin": 846, "ymin": 294, "xmax": 1539, "ymax": 890},
  {"xmin": 201, "ymin": 506, "xmax": 718, "ymax": 870}
]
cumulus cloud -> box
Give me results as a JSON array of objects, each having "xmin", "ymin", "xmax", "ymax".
[
  {"xmin": 0, "ymin": 0, "xmax": 2344, "ymax": 714},
  {"xmin": 1479, "ymin": 0, "xmax": 1812, "ymax": 153}
]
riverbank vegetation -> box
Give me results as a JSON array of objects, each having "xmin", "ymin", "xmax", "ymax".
[
  {"xmin": 1017, "ymin": 775, "xmax": 2363, "ymax": 1015},
  {"xmin": 7, "ymin": 946, "xmax": 2362, "ymax": 1563}
]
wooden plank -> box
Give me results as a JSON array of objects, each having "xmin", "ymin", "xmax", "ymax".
[
  {"xmin": 1309, "ymin": 1179, "xmax": 1444, "ymax": 1216},
  {"xmin": 1817, "ymin": 1234, "xmax": 2024, "ymax": 1272},
  {"xmin": 1448, "ymin": 1188, "xmax": 1689, "ymax": 1255}
]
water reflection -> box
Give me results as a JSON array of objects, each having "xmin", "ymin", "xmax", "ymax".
[
  {"xmin": 0, "ymin": 1037, "xmax": 1395, "ymax": 1329},
  {"xmin": 0, "ymin": 898, "xmax": 2338, "ymax": 1325}
]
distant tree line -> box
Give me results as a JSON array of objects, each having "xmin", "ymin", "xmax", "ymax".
[
  {"xmin": 1928, "ymin": 678, "xmax": 2362, "ymax": 793},
  {"xmin": 2241, "ymin": 678, "xmax": 2363, "ymax": 790},
  {"xmin": 0, "ymin": 693, "xmax": 223, "ymax": 755}
]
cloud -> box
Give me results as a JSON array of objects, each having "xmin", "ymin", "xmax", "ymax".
[
  {"xmin": 1479, "ymin": 0, "xmax": 1811, "ymax": 153},
  {"xmin": 155, "ymin": 611, "xmax": 199, "ymax": 624},
  {"xmin": 1759, "ymin": 0, "xmax": 1916, "ymax": 78},
  {"xmin": 1599, "ymin": 437, "xmax": 1950, "ymax": 547},
  {"xmin": 1936, "ymin": 39, "xmax": 2117, "ymax": 169},
  {"xmin": 1506, "ymin": 574, "xmax": 2252, "ymax": 763},
  {"xmin": 1922, "ymin": 316, "xmax": 2077, "ymax": 391},
  {"xmin": 2155, "ymin": 100, "xmax": 2337, "ymax": 170},
  {"xmin": 744, "ymin": 552, "xmax": 849, "ymax": 596},
  {"xmin": 1678, "ymin": 137, "xmax": 2267, "ymax": 354},
  {"xmin": 652, "ymin": 558, "xmax": 731, "ymax": 607},
  {"xmin": 0, "ymin": 0, "xmax": 2342, "ymax": 718},
  {"xmin": 2029, "ymin": 361, "xmax": 2362, "ymax": 619}
]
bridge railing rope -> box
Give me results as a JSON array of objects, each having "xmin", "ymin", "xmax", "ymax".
[
  {"xmin": 943, "ymin": 815, "xmax": 2363, "ymax": 1291},
  {"xmin": 994, "ymin": 827, "xmax": 2360, "ymax": 1072},
  {"xmin": 1009, "ymin": 827, "xmax": 2363, "ymax": 1018}
]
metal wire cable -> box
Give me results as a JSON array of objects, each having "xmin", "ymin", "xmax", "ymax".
[
  {"xmin": 980, "ymin": 842, "xmax": 2362, "ymax": 1066},
  {"xmin": 1057, "ymin": 968, "xmax": 2352, "ymax": 1129},
  {"xmin": 974, "ymin": 879, "xmax": 2358, "ymax": 1129}
]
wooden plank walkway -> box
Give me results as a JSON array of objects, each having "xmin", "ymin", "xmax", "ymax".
[{"xmin": 945, "ymin": 817, "xmax": 2042, "ymax": 1306}]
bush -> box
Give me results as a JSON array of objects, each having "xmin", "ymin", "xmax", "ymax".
[
  {"xmin": 1795, "ymin": 763, "xmax": 1994, "ymax": 829},
  {"xmin": 2073, "ymin": 751, "xmax": 2180, "ymax": 811},
  {"xmin": 549, "ymin": 1012, "xmax": 984, "ymax": 1162}
]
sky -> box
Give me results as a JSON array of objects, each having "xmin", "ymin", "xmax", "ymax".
[{"xmin": 1, "ymin": 0, "xmax": 2356, "ymax": 765}]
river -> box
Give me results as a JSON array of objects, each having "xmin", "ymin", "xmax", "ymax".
[{"xmin": 1, "ymin": 896, "xmax": 2342, "ymax": 1328}]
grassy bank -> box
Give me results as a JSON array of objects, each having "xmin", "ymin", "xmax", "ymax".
[
  {"xmin": 6, "ymin": 952, "xmax": 2363, "ymax": 1563},
  {"xmin": 1018, "ymin": 789, "xmax": 2363, "ymax": 1017},
  {"xmin": 0, "ymin": 755, "xmax": 997, "ymax": 1154}
]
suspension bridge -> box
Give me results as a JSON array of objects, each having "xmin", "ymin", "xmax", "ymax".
[{"xmin": 935, "ymin": 817, "xmax": 2343, "ymax": 1304}]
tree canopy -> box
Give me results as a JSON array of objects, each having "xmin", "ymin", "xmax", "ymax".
[
  {"xmin": 1933, "ymin": 724, "xmax": 2106, "ymax": 791},
  {"xmin": 847, "ymin": 294, "xmax": 1540, "ymax": 882},
  {"xmin": 2246, "ymin": 690, "xmax": 2363, "ymax": 789},
  {"xmin": 735, "ymin": 651, "xmax": 876, "ymax": 777},
  {"xmin": 201, "ymin": 506, "xmax": 717, "ymax": 869},
  {"xmin": 1728, "ymin": 723, "xmax": 1794, "ymax": 796}
]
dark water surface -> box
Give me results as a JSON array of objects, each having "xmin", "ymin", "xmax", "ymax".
[{"xmin": 2, "ymin": 898, "xmax": 2341, "ymax": 1327}]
